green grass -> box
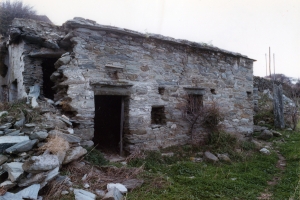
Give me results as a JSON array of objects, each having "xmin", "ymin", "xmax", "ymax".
[
  {"xmin": 84, "ymin": 147, "xmax": 109, "ymax": 166},
  {"xmin": 272, "ymin": 130, "xmax": 300, "ymax": 199},
  {"xmin": 127, "ymin": 132, "xmax": 280, "ymax": 200}
]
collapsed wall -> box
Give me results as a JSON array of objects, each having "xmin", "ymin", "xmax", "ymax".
[{"xmin": 0, "ymin": 17, "xmax": 255, "ymax": 152}]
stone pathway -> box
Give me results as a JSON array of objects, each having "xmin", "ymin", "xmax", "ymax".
[{"xmin": 257, "ymin": 151, "xmax": 286, "ymax": 200}]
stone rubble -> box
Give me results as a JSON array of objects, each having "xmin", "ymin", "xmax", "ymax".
[{"xmin": 0, "ymin": 100, "xmax": 89, "ymax": 199}]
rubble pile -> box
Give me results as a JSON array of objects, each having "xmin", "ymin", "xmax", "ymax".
[{"xmin": 0, "ymin": 99, "xmax": 143, "ymax": 199}]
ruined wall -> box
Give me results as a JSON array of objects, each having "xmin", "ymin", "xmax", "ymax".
[
  {"xmin": 0, "ymin": 19, "xmax": 67, "ymax": 100},
  {"xmin": 51, "ymin": 18, "xmax": 254, "ymax": 151},
  {"xmin": 2, "ymin": 18, "xmax": 254, "ymax": 152}
]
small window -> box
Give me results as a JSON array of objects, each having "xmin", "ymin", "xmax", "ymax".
[
  {"xmin": 151, "ymin": 106, "xmax": 166, "ymax": 125},
  {"xmin": 247, "ymin": 91, "xmax": 252, "ymax": 98},
  {"xmin": 187, "ymin": 95, "xmax": 203, "ymax": 114},
  {"xmin": 158, "ymin": 87, "xmax": 165, "ymax": 95}
]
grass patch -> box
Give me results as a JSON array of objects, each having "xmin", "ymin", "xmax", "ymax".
[
  {"xmin": 84, "ymin": 147, "xmax": 109, "ymax": 166},
  {"xmin": 127, "ymin": 137, "xmax": 279, "ymax": 200},
  {"xmin": 272, "ymin": 130, "xmax": 300, "ymax": 199}
]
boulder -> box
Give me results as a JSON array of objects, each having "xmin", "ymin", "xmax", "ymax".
[
  {"xmin": 73, "ymin": 189, "xmax": 96, "ymax": 200},
  {"xmin": 63, "ymin": 146, "xmax": 87, "ymax": 164},
  {"xmin": 204, "ymin": 151, "xmax": 219, "ymax": 163},
  {"xmin": 22, "ymin": 154, "xmax": 59, "ymax": 173},
  {"xmin": 2, "ymin": 162, "xmax": 24, "ymax": 182},
  {"xmin": 5, "ymin": 139, "xmax": 38, "ymax": 154},
  {"xmin": 29, "ymin": 131, "xmax": 48, "ymax": 141},
  {"xmin": 258, "ymin": 130, "xmax": 273, "ymax": 140}
]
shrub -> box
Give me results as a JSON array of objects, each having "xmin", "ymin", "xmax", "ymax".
[{"xmin": 180, "ymin": 96, "xmax": 225, "ymax": 141}]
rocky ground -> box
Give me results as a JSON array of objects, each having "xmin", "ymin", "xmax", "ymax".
[{"xmin": 0, "ymin": 99, "xmax": 144, "ymax": 200}]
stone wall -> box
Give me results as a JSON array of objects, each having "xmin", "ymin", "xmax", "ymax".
[
  {"xmin": 254, "ymin": 76, "xmax": 293, "ymax": 98},
  {"xmin": 1, "ymin": 18, "xmax": 255, "ymax": 152}
]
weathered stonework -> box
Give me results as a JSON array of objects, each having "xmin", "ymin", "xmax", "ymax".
[{"xmin": 0, "ymin": 17, "xmax": 255, "ymax": 152}]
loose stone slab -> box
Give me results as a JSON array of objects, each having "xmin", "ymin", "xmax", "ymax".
[
  {"xmin": 0, "ymin": 192, "xmax": 22, "ymax": 200},
  {"xmin": 0, "ymin": 123, "xmax": 12, "ymax": 131},
  {"xmin": 16, "ymin": 184, "xmax": 41, "ymax": 199},
  {"xmin": 6, "ymin": 130, "xmax": 21, "ymax": 136},
  {"xmin": 22, "ymin": 154, "xmax": 59, "ymax": 173},
  {"xmin": 204, "ymin": 151, "xmax": 219, "ymax": 163},
  {"xmin": 103, "ymin": 187, "xmax": 123, "ymax": 200},
  {"xmin": 18, "ymin": 172, "xmax": 47, "ymax": 187},
  {"xmin": 5, "ymin": 139, "xmax": 38, "ymax": 154},
  {"xmin": 0, "ymin": 136, "xmax": 30, "ymax": 153},
  {"xmin": 73, "ymin": 189, "xmax": 96, "ymax": 200},
  {"xmin": 63, "ymin": 146, "xmax": 87, "ymax": 164},
  {"xmin": 48, "ymin": 130, "xmax": 81, "ymax": 143},
  {"xmin": 2, "ymin": 162, "xmax": 24, "ymax": 182},
  {"xmin": 30, "ymin": 131, "xmax": 48, "ymax": 141},
  {"xmin": 107, "ymin": 183, "xmax": 127, "ymax": 193}
]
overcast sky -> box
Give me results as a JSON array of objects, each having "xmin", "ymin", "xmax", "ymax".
[{"xmin": 22, "ymin": 0, "xmax": 300, "ymax": 80}]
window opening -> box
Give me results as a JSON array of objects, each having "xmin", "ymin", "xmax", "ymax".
[
  {"xmin": 158, "ymin": 87, "xmax": 165, "ymax": 95},
  {"xmin": 151, "ymin": 106, "xmax": 166, "ymax": 125}
]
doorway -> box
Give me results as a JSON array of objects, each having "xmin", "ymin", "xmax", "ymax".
[
  {"xmin": 94, "ymin": 95, "xmax": 125, "ymax": 154},
  {"xmin": 41, "ymin": 58, "xmax": 57, "ymax": 99}
]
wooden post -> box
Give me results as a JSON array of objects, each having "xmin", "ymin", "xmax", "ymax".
[
  {"xmin": 269, "ymin": 47, "xmax": 272, "ymax": 78},
  {"xmin": 273, "ymin": 54, "xmax": 275, "ymax": 80},
  {"xmin": 119, "ymin": 97, "xmax": 124, "ymax": 156},
  {"xmin": 265, "ymin": 54, "xmax": 268, "ymax": 76}
]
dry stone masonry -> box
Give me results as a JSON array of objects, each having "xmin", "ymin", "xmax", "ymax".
[{"xmin": 0, "ymin": 17, "xmax": 255, "ymax": 153}]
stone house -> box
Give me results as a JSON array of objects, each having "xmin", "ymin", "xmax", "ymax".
[{"xmin": 0, "ymin": 18, "xmax": 255, "ymax": 154}]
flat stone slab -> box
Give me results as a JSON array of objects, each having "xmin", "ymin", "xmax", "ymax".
[
  {"xmin": 74, "ymin": 189, "xmax": 96, "ymax": 200},
  {"xmin": 23, "ymin": 154, "xmax": 59, "ymax": 173},
  {"xmin": 63, "ymin": 146, "xmax": 87, "ymax": 164},
  {"xmin": 5, "ymin": 139, "xmax": 38, "ymax": 154},
  {"xmin": 30, "ymin": 131, "xmax": 48, "ymax": 141},
  {"xmin": 48, "ymin": 130, "xmax": 81, "ymax": 143},
  {"xmin": 17, "ymin": 184, "xmax": 40, "ymax": 199},
  {"xmin": 2, "ymin": 162, "xmax": 24, "ymax": 182},
  {"xmin": 18, "ymin": 172, "xmax": 47, "ymax": 187}
]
